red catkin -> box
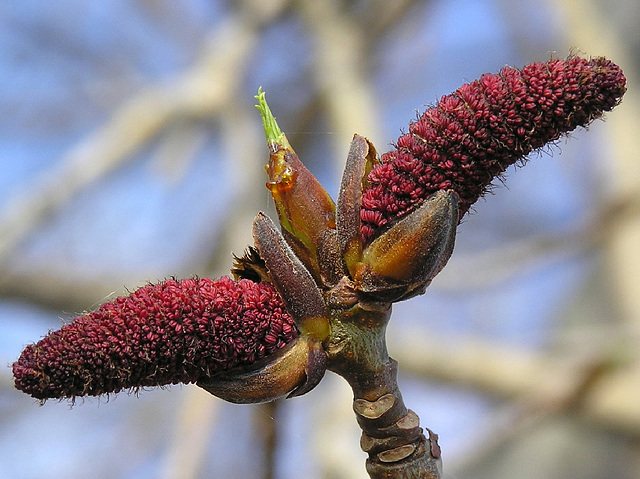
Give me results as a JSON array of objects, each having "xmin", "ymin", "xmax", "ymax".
[
  {"xmin": 360, "ymin": 56, "xmax": 627, "ymax": 242},
  {"xmin": 13, "ymin": 277, "xmax": 297, "ymax": 400}
]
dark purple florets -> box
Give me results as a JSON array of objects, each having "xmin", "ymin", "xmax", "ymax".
[
  {"xmin": 13, "ymin": 277, "xmax": 297, "ymax": 400},
  {"xmin": 361, "ymin": 56, "xmax": 627, "ymax": 242}
]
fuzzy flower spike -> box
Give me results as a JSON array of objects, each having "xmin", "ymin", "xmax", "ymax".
[
  {"xmin": 13, "ymin": 277, "xmax": 299, "ymax": 401},
  {"xmin": 360, "ymin": 55, "xmax": 627, "ymax": 242}
]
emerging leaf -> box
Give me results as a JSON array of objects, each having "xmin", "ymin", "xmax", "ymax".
[{"xmin": 255, "ymin": 88, "xmax": 337, "ymax": 280}]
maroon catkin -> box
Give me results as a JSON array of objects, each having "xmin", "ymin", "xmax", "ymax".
[
  {"xmin": 360, "ymin": 56, "xmax": 626, "ymax": 242},
  {"xmin": 13, "ymin": 277, "xmax": 297, "ymax": 400}
]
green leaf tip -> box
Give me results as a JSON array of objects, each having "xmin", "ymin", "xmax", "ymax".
[{"xmin": 255, "ymin": 87, "xmax": 284, "ymax": 145}]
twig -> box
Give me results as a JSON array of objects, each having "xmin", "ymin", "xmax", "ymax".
[{"xmin": 327, "ymin": 305, "xmax": 443, "ymax": 478}]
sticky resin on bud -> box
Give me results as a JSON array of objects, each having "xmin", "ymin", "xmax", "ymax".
[
  {"xmin": 355, "ymin": 190, "xmax": 458, "ymax": 302},
  {"xmin": 255, "ymin": 88, "xmax": 337, "ymax": 281},
  {"xmin": 198, "ymin": 334, "xmax": 327, "ymax": 403}
]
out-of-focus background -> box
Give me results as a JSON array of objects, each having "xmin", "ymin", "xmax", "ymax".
[{"xmin": 1, "ymin": 1, "xmax": 639, "ymax": 478}]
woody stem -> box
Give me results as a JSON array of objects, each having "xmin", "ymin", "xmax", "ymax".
[{"xmin": 326, "ymin": 304, "xmax": 442, "ymax": 479}]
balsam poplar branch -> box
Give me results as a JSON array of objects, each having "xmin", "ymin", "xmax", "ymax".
[{"xmin": 13, "ymin": 54, "xmax": 626, "ymax": 479}]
